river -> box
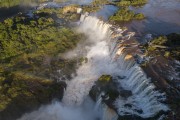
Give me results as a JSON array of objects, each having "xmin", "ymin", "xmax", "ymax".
[
  {"xmin": 2, "ymin": 0, "xmax": 179, "ymax": 36},
  {"xmin": 127, "ymin": 0, "xmax": 180, "ymax": 41},
  {"xmin": 89, "ymin": 0, "xmax": 180, "ymax": 42}
]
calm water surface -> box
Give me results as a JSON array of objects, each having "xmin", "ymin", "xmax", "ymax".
[{"xmin": 127, "ymin": 0, "xmax": 180, "ymax": 41}]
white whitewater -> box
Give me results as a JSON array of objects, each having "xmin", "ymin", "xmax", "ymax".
[
  {"xmin": 62, "ymin": 15, "xmax": 116, "ymax": 105},
  {"xmin": 18, "ymin": 14, "xmax": 169, "ymax": 120},
  {"xmin": 63, "ymin": 14, "xmax": 169, "ymax": 118},
  {"xmin": 18, "ymin": 97, "xmax": 103, "ymax": 120}
]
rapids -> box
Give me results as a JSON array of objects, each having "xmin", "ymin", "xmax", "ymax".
[{"xmin": 18, "ymin": 14, "xmax": 169, "ymax": 120}]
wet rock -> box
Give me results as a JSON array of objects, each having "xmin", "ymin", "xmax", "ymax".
[
  {"xmin": 124, "ymin": 104, "xmax": 132, "ymax": 108},
  {"xmin": 89, "ymin": 75, "xmax": 118, "ymax": 100},
  {"xmin": 117, "ymin": 76, "xmax": 126, "ymax": 79},
  {"xmin": 89, "ymin": 75, "xmax": 120, "ymax": 110},
  {"xmin": 119, "ymin": 90, "xmax": 132, "ymax": 98}
]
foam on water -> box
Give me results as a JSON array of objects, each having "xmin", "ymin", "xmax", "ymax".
[
  {"xmin": 18, "ymin": 98, "xmax": 102, "ymax": 120},
  {"xmin": 63, "ymin": 14, "xmax": 169, "ymax": 118},
  {"xmin": 18, "ymin": 14, "xmax": 169, "ymax": 120}
]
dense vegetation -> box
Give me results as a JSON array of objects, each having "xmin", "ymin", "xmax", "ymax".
[
  {"xmin": 0, "ymin": 14, "xmax": 81, "ymax": 60},
  {"xmin": 36, "ymin": 7, "xmax": 80, "ymax": 21},
  {"xmin": 91, "ymin": 0, "xmax": 109, "ymax": 6},
  {"xmin": 0, "ymin": 7, "xmax": 83, "ymax": 79},
  {"xmin": 115, "ymin": 0, "xmax": 148, "ymax": 6},
  {"xmin": 81, "ymin": 0, "xmax": 109, "ymax": 13},
  {"xmin": 0, "ymin": 7, "xmax": 84, "ymax": 119},
  {"xmin": 143, "ymin": 33, "xmax": 180, "ymax": 60},
  {"xmin": 109, "ymin": 7, "xmax": 145, "ymax": 22},
  {"xmin": 0, "ymin": 71, "xmax": 64, "ymax": 120},
  {"xmin": 109, "ymin": 0, "xmax": 146, "ymax": 23}
]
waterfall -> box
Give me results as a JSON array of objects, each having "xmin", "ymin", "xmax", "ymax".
[
  {"xmin": 102, "ymin": 105, "xmax": 119, "ymax": 120},
  {"xmin": 18, "ymin": 98, "xmax": 102, "ymax": 120},
  {"xmin": 62, "ymin": 16, "xmax": 115, "ymax": 106},
  {"xmin": 94, "ymin": 93, "xmax": 119, "ymax": 120},
  {"xmin": 94, "ymin": 94, "xmax": 103, "ymax": 111},
  {"xmin": 63, "ymin": 14, "xmax": 169, "ymax": 118},
  {"xmin": 18, "ymin": 14, "xmax": 169, "ymax": 120}
]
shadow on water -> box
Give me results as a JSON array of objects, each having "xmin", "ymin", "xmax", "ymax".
[
  {"xmin": 126, "ymin": 0, "xmax": 180, "ymax": 42},
  {"xmin": 0, "ymin": 5, "xmax": 33, "ymax": 22},
  {"xmin": 125, "ymin": 18, "xmax": 180, "ymax": 40},
  {"xmin": 0, "ymin": 6, "xmax": 21, "ymax": 21}
]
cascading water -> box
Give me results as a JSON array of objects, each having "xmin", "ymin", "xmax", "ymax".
[
  {"xmin": 18, "ymin": 14, "xmax": 169, "ymax": 120},
  {"xmin": 62, "ymin": 15, "xmax": 115, "ymax": 105},
  {"xmin": 63, "ymin": 14, "xmax": 169, "ymax": 118},
  {"xmin": 18, "ymin": 97, "xmax": 103, "ymax": 120}
]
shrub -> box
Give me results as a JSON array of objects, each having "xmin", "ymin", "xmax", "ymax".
[{"xmin": 109, "ymin": 8, "xmax": 145, "ymax": 22}]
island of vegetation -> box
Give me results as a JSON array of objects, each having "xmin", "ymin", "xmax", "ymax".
[
  {"xmin": 115, "ymin": 0, "xmax": 148, "ymax": 7},
  {"xmin": 109, "ymin": 7, "xmax": 145, "ymax": 22},
  {"xmin": 109, "ymin": 0, "xmax": 147, "ymax": 23}
]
